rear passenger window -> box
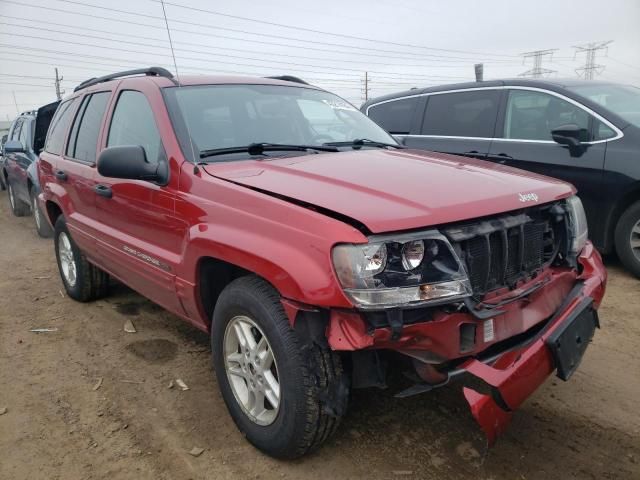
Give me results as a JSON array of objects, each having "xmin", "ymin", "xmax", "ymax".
[
  {"xmin": 367, "ymin": 97, "xmax": 418, "ymax": 134},
  {"xmin": 107, "ymin": 91, "xmax": 164, "ymax": 164},
  {"xmin": 66, "ymin": 92, "xmax": 110, "ymax": 163},
  {"xmin": 421, "ymin": 90, "xmax": 500, "ymax": 138},
  {"xmin": 45, "ymin": 98, "xmax": 80, "ymax": 155}
]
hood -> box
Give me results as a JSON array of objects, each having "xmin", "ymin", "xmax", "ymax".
[{"xmin": 202, "ymin": 149, "xmax": 574, "ymax": 233}]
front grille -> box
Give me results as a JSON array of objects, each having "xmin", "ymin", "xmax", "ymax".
[{"xmin": 443, "ymin": 205, "xmax": 561, "ymax": 296}]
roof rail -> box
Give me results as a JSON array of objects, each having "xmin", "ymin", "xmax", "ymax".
[
  {"xmin": 265, "ymin": 75, "xmax": 309, "ymax": 85},
  {"xmin": 74, "ymin": 67, "xmax": 175, "ymax": 92}
]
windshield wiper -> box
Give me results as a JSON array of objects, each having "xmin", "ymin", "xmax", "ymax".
[
  {"xmin": 200, "ymin": 142, "xmax": 339, "ymax": 159},
  {"xmin": 324, "ymin": 138, "xmax": 406, "ymax": 149}
]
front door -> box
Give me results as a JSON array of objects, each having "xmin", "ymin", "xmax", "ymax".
[
  {"xmin": 488, "ymin": 88, "xmax": 608, "ymax": 243},
  {"xmin": 94, "ymin": 88, "xmax": 185, "ymax": 316},
  {"xmin": 5, "ymin": 118, "xmax": 31, "ymax": 203}
]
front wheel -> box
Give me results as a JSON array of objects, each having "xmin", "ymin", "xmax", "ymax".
[
  {"xmin": 31, "ymin": 189, "xmax": 53, "ymax": 238},
  {"xmin": 54, "ymin": 215, "xmax": 109, "ymax": 301},
  {"xmin": 211, "ymin": 276, "xmax": 348, "ymax": 459},
  {"xmin": 615, "ymin": 200, "xmax": 640, "ymax": 278}
]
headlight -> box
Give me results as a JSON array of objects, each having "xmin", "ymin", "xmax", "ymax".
[
  {"xmin": 332, "ymin": 231, "xmax": 472, "ymax": 309},
  {"xmin": 566, "ymin": 195, "xmax": 588, "ymax": 254},
  {"xmin": 401, "ymin": 240, "xmax": 426, "ymax": 270}
]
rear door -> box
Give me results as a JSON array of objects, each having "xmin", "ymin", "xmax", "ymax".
[
  {"xmin": 488, "ymin": 88, "xmax": 608, "ymax": 240},
  {"xmin": 47, "ymin": 94, "xmax": 100, "ymax": 253},
  {"xmin": 4, "ymin": 118, "xmax": 22, "ymax": 187},
  {"xmin": 402, "ymin": 88, "xmax": 502, "ymax": 159},
  {"xmin": 94, "ymin": 88, "xmax": 184, "ymax": 315},
  {"xmin": 14, "ymin": 117, "xmax": 35, "ymax": 203},
  {"xmin": 5, "ymin": 118, "xmax": 30, "ymax": 202}
]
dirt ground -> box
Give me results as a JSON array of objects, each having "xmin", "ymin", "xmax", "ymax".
[{"xmin": 0, "ymin": 191, "xmax": 638, "ymax": 480}]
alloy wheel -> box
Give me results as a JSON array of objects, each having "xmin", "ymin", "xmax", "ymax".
[
  {"xmin": 631, "ymin": 219, "xmax": 640, "ymax": 262},
  {"xmin": 223, "ymin": 315, "xmax": 281, "ymax": 426},
  {"xmin": 8, "ymin": 184, "xmax": 15, "ymax": 209},
  {"xmin": 58, "ymin": 232, "xmax": 77, "ymax": 287},
  {"xmin": 33, "ymin": 196, "xmax": 41, "ymax": 230}
]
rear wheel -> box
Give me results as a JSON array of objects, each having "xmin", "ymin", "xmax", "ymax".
[
  {"xmin": 31, "ymin": 189, "xmax": 53, "ymax": 238},
  {"xmin": 7, "ymin": 181, "xmax": 29, "ymax": 217},
  {"xmin": 211, "ymin": 276, "xmax": 348, "ymax": 459},
  {"xmin": 54, "ymin": 215, "xmax": 109, "ymax": 301},
  {"xmin": 615, "ymin": 200, "xmax": 640, "ymax": 279}
]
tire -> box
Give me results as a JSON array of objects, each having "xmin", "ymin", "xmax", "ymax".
[
  {"xmin": 7, "ymin": 181, "xmax": 29, "ymax": 217},
  {"xmin": 54, "ymin": 215, "xmax": 109, "ymax": 302},
  {"xmin": 211, "ymin": 276, "xmax": 348, "ymax": 459},
  {"xmin": 615, "ymin": 200, "xmax": 640, "ymax": 279},
  {"xmin": 31, "ymin": 189, "xmax": 53, "ymax": 238}
]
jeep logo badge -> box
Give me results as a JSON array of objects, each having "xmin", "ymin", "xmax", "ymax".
[{"xmin": 518, "ymin": 192, "xmax": 539, "ymax": 203}]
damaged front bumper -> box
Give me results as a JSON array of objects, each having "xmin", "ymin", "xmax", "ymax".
[{"xmin": 326, "ymin": 242, "xmax": 607, "ymax": 444}]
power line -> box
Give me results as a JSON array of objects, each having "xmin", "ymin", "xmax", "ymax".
[
  {"xmin": 519, "ymin": 49, "xmax": 557, "ymax": 78},
  {"xmin": 0, "ymin": 22, "xmax": 471, "ymax": 80},
  {"xmin": 0, "ymin": 0, "xmax": 520, "ymax": 64},
  {"xmin": 0, "ymin": 32, "xmax": 474, "ymax": 82},
  {"xmin": 574, "ymin": 41, "xmax": 613, "ymax": 80},
  {"xmin": 149, "ymin": 0, "xmax": 519, "ymax": 58},
  {"xmin": 1, "ymin": 15, "xmax": 511, "ymax": 70}
]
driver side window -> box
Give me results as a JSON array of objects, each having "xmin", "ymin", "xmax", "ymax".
[
  {"xmin": 503, "ymin": 90, "xmax": 590, "ymax": 142},
  {"xmin": 107, "ymin": 90, "xmax": 164, "ymax": 164}
]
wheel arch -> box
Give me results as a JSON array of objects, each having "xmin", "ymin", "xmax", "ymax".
[
  {"xmin": 45, "ymin": 200, "xmax": 63, "ymax": 228},
  {"xmin": 604, "ymin": 181, "xmax": 640, "ymax": 253}
]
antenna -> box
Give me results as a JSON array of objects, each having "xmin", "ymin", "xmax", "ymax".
[{"xmin": 159, "ymin": 0, "xmax": 200, "ymax": 174}]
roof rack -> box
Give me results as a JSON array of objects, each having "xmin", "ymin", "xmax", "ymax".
[
  {"xmin": 265, "ymin": 75, "xmax": 309, "ymax": 85},
  {"xmin": 74, "ymin": 67, "xmax": 175, "ymax": 92}
]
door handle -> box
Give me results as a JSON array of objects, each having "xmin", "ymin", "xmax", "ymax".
[
  {"xmin": 487, "ymin": 153, "xmax": 513, "ymax": 164},
  {"xmin": 463, "ymin": 150, "xmax": 480, "ymax": 157},
  {"xmin": 54, "ymin": 170, "xmax": 67, "ymax": 181},
  {"xmin": 94, "ymin": 184, "xmax": 112, "ymax": 198}
]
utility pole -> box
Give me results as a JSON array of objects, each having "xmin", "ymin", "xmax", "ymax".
[
  {"xmin": 519, "ymin": 49, "xmax": 557, "ymax": 78},
  {"xmin": 574, "ymin": 41, "xmax": 613, "ymax": 80},
  {"xmin": 54, "ymin": 68, "xmax": 64, "ymax": 100},
  {"xmin": 474, "ymin": 63, "xmax": 484, "ymax": 82},
  {"xmin": 362, "ymin": 71, "xmax": 369, "ymax": 102},
  {"xmin": 12, "ymin": 91, "xmax": 19, "ymax": 114}
]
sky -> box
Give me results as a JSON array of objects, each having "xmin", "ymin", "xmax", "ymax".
[{"xmin": 0, "ymin": 0, "xmax": 639, "ymax": 120}]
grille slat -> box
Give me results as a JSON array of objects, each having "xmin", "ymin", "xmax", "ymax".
[{"xmin": 459, "ymin": 216, "xmax": 550, "ymax": 295}]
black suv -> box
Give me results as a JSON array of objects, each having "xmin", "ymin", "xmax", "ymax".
[
  {"xmin": 362, "ymin": 79, "xmax": 640, "ymax": 277},
  {"xmin": 2, "ymin": 102, "xmax": 59, "ymax": 237}
]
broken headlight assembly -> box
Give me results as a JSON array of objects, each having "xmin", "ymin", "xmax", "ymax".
[
  {"xmin": 332, "ymin": 231, "xmax": 472, "ymax": 309},
  {"xmin": 566, "ymin": 195, "xmax": 588, "ymax": 256}
]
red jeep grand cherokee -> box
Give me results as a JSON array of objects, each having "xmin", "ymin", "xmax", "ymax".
[{"xmin": 38, "ymin": 67, "xmax": 606, "ymax": 459}]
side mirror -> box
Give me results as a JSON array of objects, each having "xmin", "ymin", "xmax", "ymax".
[
  {"xmin": 97, "ymin": 145, "xmax": 168, "ymax": 184},
  {"xmin": 3, "ymin": 139, "xmax": 25, "ymax": 154},
  {"xmin": 551, "ymin": 124, "xmax": 587, "ymax": 148}
]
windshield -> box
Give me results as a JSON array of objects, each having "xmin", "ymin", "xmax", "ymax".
[
  {"xmin": 163, "ymin": 84, "xmax": 396, "ymax": 160},
  {"xmin": 568, "ymin": 83, "xmax": 640, "ymax": 128}
]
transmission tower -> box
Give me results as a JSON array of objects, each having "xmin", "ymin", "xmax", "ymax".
[
  {"xmin": 519, "ymin": 49, "xmax": 557, "ymax": 78},
  {"xmin": 574, "ymin": 41, "xmax": 613, "ymax": 80}
]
